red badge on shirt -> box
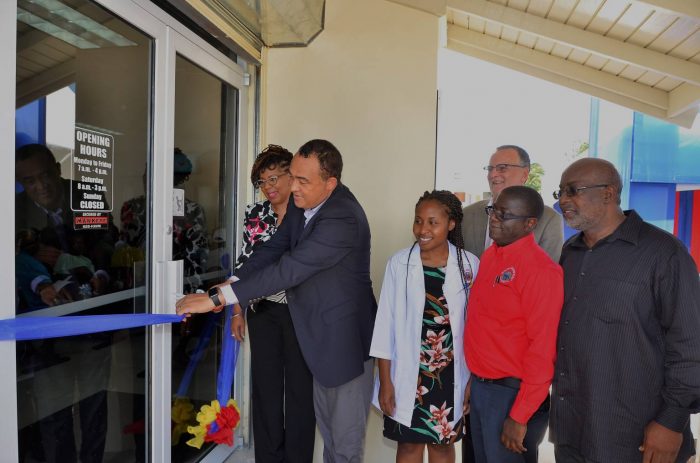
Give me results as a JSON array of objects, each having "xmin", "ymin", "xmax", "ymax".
[{"xmin": 495, "ymin": 267, "xmax": 516, "ymax": 285}]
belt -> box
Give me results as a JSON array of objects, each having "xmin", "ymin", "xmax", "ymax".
[
  {"xmin": 250, "ymin": 298, "xmax": 286, "ymax": 314},
  {"xmin": 471, "ymin": 373, "xmax": 521, "ymax": 389}
]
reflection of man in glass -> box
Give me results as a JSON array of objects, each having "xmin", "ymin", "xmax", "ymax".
[
  {"xmin": 15, "ymin": 143, "xmax": 115, "ymax": 311},
  {"xmin": 15, "ymin": 144, "xmax": 111, "ymax": 463}
]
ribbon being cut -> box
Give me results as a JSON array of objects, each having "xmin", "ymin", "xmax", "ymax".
[{"xmin": 1, "ymin": 308, "xmax": 241, "ymax": 448}]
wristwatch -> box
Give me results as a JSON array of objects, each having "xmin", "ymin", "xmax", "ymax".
[{"xmin": 208, "ymin": 287, "xmax": 223, "ymax": 313}]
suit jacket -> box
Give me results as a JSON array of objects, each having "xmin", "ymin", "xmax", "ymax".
[
  {"xmin": 232, "ymin": 184, "xmax": 376, "ymax": 388},
  {"xmin": 462, "ymin": 199, "xmax": 564, "ymax": 261}
]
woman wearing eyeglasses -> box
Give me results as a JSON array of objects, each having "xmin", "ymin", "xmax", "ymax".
[{"xmin": 232, "ymin": 144, "xmax": 316, "ymax": 463}]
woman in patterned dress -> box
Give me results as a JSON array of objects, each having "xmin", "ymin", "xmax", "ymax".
[
  {"xmin": 370, "ymin": 190, "xmax": 479, "ymax": 463},
  {"xmin": 230, "ymin": 145, "xmax": 316, "ymax": 463}
]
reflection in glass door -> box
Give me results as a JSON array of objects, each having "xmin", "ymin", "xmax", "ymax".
[
  {"xmin": 170, "ymin": 54, "xmax": 239, "ymax": 463},
  {"xmin": 15, "ymin": 1, "xmax": 153, "ymax": 461}
]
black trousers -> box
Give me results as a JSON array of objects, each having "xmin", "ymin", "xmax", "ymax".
[{"xmin": 248, "ymin": 300, "xmax": 315, "ymax": 463}]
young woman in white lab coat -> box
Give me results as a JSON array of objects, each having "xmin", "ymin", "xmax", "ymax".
[{"xmin": 370, "ymin": 190, "xmax": 479, "ymax": 463}]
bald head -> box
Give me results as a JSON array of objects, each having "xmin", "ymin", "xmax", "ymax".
[
  {"xmin": 558, "ymin": 158, "xmax": 625, "ymax": 241},
  {"xmin": 561, "ymin": 158, "xmax": 622, "ymax": 205}
]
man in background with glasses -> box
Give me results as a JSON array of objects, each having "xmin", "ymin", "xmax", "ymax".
[
  {"xmin": 464, "ymin": 185, "xmax": 563, "ymax": 462},
  {"xmin": 549, "ymin": 158, "xmax": 700, "ymax": 463},
  {"xmin": 461, "ymin": 145, "xmax": 564, "ymax": 261}
]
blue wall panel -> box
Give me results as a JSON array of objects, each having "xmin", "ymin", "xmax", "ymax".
[
  {"xmin": 629, "ymin": 182, "xmax": 676, "ymax": 233},
  {"xmin": 631, "ymin": 113, "xmax": 700, "ymax": 184}
]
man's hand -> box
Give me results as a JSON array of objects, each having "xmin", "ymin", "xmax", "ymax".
[
  {"xmin": 176, "ymin": 293, "xmax": 215, "ymax": 316},
  {"xmin": 37, "ymin": 283, "xmax": 72, "ymax": 306},
  {"xmin": 230, "ymin": 304, "xmax": 245, "ymax": 341},
  {"xmin": 640, "ymin": 421, "xmax": 682, "ymax": 463},
  {"xmin": 378, "ymin": 378, "xmax": 396, "ymax": 417},
  {"xmin": 463, "ymin": 378, "xmax": 472, "ymax": 415},
  {"xmin": 501, "ymin": 416, "xmax": 527, "ymax": 454}
]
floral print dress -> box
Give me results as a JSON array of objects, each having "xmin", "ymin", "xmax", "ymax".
[{"xmin": 383, "ymin": 265, "xmax": 464, "ymax": 444}]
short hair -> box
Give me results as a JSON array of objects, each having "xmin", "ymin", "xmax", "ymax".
[
  {"xmin": 566, "ymin": 158, "xmax": 624, "ymax": 205},
  {"xmin": 297, "ymin": 139, "xmax": 343, "ymax": 181},
  {"xmin": 250, "ymin": 144, "xmax": 293, "ymax": 186},
  {"xmin": 496, "ymin": 145, "xmax": 530, "ymax": 168},
  {"xmin": 597, "ymin": 159, "xmax": 623, "ymax": 205},
  {"xmin": 500, "ymin": 185, "xmax": 544, "ymax": 219},
  {"xmin": 16, "ymin": 143, "xmax": 57, "ymax": 164}
]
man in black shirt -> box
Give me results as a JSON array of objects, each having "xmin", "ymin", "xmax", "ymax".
[{"xmin": 549, "ymin": 158, "xmax": 700, "ymax": 463}]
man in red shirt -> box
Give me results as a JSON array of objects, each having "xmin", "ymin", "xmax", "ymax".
[{"xmin": 464, "ymin": 185, "xmax": 564, "ymax": 462}]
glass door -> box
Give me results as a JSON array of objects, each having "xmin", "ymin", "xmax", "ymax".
[
  {"xmin": 167, "ymin": 30, "xmax": 247, "ymax": 463},
  {"xmin": 4, "ymin": 0, "xmax": 251, "ymax": 462},
  {"xmin": 14, "ymin": 1, "xmax": 156, "ymax": 461}
]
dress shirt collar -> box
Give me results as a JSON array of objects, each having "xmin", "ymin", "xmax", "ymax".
[
  {"xmin": 491, "ymin": 232, "xmax": 536, "ymax": 258},
  {"xmin": 567, "ymin": 210, "xmax": 641, "ymax": 249},
  {"xmin": 303, "ymin": 199, "xmax": 328, "ymax": 226}
]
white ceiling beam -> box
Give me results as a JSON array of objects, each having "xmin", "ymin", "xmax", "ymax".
[
  {"xmin": 16, "ymin": 59, "xmax": 75, "ymax": 109},
  {"xmin": 447, "ymin": 0, "xmax": 700, "ymax": 86},
  {"xmin": 632, "ymin": 0, "xmax": 700, "ymax": 20},
  {"xmin": 448, "ymin": 24, "xmax": 669, "ymax": 110},
  {"xmin": 668, "ymin": 83, "xmax": 700, "ymax": 118},
  {"xmin": 446, "ymin": 37, "xmax": 698, "ymax": 128}
]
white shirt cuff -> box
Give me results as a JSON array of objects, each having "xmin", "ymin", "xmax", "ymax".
[
  {"xmin": 220, "ymin": 283, "xmax": 238, "ymax": 306},
  {"xmin": 31, "ymin": 275, "xmax": 51, "ymax": 293}
]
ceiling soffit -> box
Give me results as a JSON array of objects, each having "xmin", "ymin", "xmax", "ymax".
[{"xmin": 438, "ymin": 0, "xmax": 700, "ymax": 127}]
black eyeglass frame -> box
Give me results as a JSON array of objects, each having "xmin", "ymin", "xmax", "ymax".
[
  {"xmin": 483, "ymin": 163, "xmax": 529, "ymax": 173},
  {"xmin": 553, "ymin": 184, "xmax": 609, "ymax": 200},
  {"xmin": 484, "ymin": 205, "xmax": 535, "ymax": 222}
]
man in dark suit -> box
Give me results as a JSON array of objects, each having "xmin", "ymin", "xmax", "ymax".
[
  {"xmin": 177, "ymin": 139, "xmax": 376, "ymax": 462},
  {"xmin": 15, "ymin": 143, "xmax": 113, "ymax": 463},
  {"xmin": 15, "ymin": 143, "xmax": 115, "ymax": 309},
  {"xmin": 462, "ymin": 145, "xmax": 563, "ymax": 261}
]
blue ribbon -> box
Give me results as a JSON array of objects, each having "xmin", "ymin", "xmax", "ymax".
[
  {"xmin": 0, "ymin": 313, "xmax": 184, "ymax": 341},
  {"xmin": 175, "ymin": 312, "xmax": 219, "ymax": 398},
  {"xmin": 0, "ymin": 310, "xmax": 241, "ymax": 431},
  {"xmin": 217, "ymin": 305, "xmax": 240, "ymax": 405}
]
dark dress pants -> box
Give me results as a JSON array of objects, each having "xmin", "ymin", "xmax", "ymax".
[
  {"xmin": 468, "ymin": 380, "xmax": 549, "ymax": 463},
  {"xmin": 248, "ymin": 300, "xmax": 315, "ymax": 463}
]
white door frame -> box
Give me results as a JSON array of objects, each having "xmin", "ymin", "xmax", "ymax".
[
  {"xmin": 0, "ymin": 1, "xmax": 251, "ymax": 461},
  {"xmin": 0, "ymin": 1, "xmax": 19, "ymax": 456}
]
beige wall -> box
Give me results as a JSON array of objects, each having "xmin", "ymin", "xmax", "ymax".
[{"xmin": 262, "ymin": 0, "xmax": 440, "ymax": 460}]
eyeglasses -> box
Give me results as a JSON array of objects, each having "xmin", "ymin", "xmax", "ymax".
[
  {"xmin": 254, "ymin": 173, "xmax": 289, "ymax": 189},
  {"xmin": 484, "ymin": 205, "xmax": 533, "ymax": 222},
  {"xmin": 483, "ymin": 163, "xmax": 528, "ymax": 173},
  {"xmin": 553, "ymin": 184, "xmax": 608, "ymax": 200}
]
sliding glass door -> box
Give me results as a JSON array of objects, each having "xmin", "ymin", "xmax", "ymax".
[{"xmin": 2, "ymin": 1, "xmax": 250, "ymax": 461}]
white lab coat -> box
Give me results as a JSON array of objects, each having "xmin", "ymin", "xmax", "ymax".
[{"xmin": 370, "ymin": 242, "xmax": 479, "ymax": 428}]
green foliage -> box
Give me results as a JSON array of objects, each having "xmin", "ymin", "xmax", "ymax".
[{"xmin": 525, "ymin": 162, "xmax": 545, "ymax": 192}]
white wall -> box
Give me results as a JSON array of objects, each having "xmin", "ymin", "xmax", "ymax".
[
  {"xmin": 436, "ymin": 48, "xmax": 591, "ymax": 207},
  {"xmin": 262, "ymin": 0, "xmax": 440, "ymax": 460}
]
